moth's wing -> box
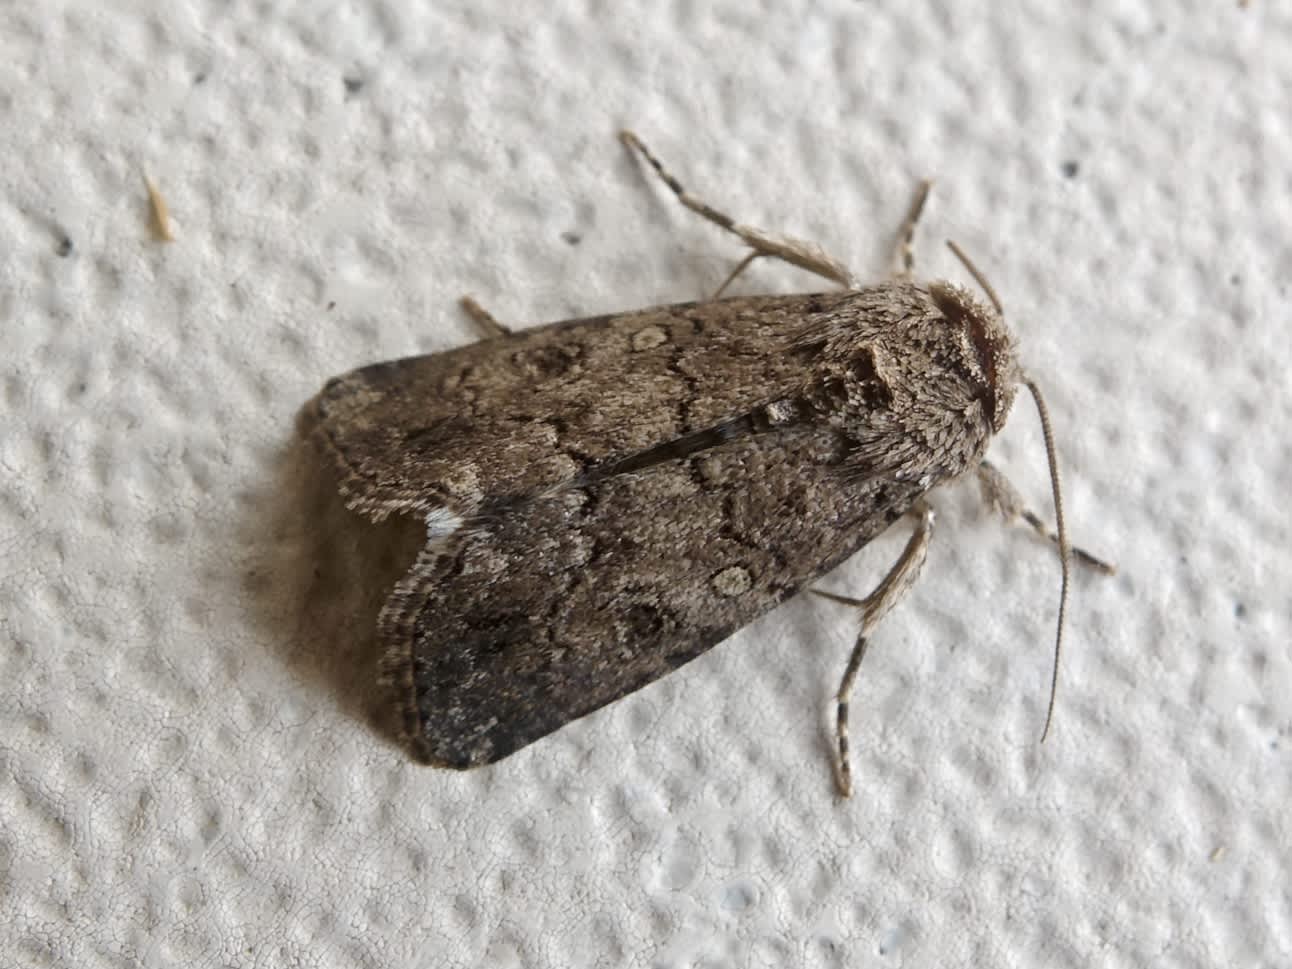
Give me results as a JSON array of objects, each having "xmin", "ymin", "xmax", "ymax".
[
  {"xmin": 380, "ymin": 423, "xmax": 926, "ymax": 768},
  {"xmin": 307, "ymin": 293, "xmax": 863, "ymax": 521}
]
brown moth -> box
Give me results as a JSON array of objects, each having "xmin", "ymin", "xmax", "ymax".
[{"xmin": 305, "ymin": 131, "xmax": 1110, "ymax": 796}]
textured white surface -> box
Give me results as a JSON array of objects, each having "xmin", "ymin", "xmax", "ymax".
[{"xmin": 2, "ymin": 2, "xmax": 1289, "ymax": 966}]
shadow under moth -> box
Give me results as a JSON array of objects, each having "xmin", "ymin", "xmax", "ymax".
[{"xmin": 305, "ymin": 130, "xmax": 1112, "ymax": 797}]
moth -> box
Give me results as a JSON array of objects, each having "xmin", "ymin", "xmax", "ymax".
[{"xmin": 306, "ymin": 131, "xmax": 1111, "ymax": 796}]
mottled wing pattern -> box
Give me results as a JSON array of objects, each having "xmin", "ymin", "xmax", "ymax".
[
  {"xmin": 378, "ymin": 423, "xmax": 926, "ymax": 767},
  {"xmin": 308, "ymin": 291, "xmax": 872, "ymax": 521}
]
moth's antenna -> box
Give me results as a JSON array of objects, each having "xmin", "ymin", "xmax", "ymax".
[
  {"xmin": 946, "ymin": 240, "xmax": 1003, "ymax": 315},
  {"xmin": 944, "ymin": 240, "xmax": 1069, "ymax": 740},
  {"xmin": 1024, "ymin": 378, "xmax": 1070, "ymax": 743}
]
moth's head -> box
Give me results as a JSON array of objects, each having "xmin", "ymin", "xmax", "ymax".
[{"xmin": 928, "ymin": 279, "xmax": 1019, "ymax": 434}]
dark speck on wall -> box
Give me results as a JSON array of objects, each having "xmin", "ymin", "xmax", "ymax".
[
  {"xmin": 1060, "ymin": 160, "xmax": 1080, "ymax": 178},
  {"xmin": 344, "ymin": 76, "xmax": 364, "ymax": 97}
]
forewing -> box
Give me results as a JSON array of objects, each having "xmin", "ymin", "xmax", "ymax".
[
  {"xmin": 379, "ymin": 423, "xmax": 925, "ymax": 768},
  {"xmin": 307, "ymin": 293, "xmax": 865, "ymax": 520}
]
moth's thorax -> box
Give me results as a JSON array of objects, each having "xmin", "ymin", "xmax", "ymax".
[{"xmin": 791, "ymin": 280, "xmax": 1020, "ymax": 484}]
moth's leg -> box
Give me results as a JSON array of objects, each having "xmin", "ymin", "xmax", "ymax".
[
  {"xmin": 894, "ymin": 180, "xmax": 932, "ymax": 278},
  {"xmin": 711, "ymin": 252, "xmax": 761, "ymax": 300},
  {"xmin": 812, "ymin": 501, "xmax": 935, "ymax": 798},
  {"xmin": 619, "ymin": 129, "xmax": 856, "ymax": 297},
  {"xmin": 977, "ymin": 461, "xmax": 1116, "ymax": 574},
  {"xmin": 459, "ymin": 295, "xmax": 512, "ymax": 339}
]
